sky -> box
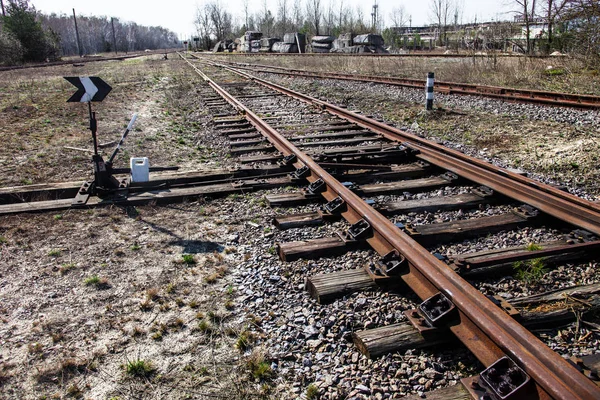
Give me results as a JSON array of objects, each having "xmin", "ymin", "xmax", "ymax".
[{"xmin": 30, "ymin": 0, "xmax": 514, "ymax": 39}]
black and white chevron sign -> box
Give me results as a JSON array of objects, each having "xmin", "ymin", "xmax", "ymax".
[{"xmin": 64, "ymin": 77, "xmax": 112, "ymax": 102}]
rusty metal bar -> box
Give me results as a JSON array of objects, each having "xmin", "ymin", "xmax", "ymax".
[
  {"xmin": 213, "ymin": 62, "xmax": 600, "ymax": 237},
  {"xmin": 210, "ymin": 59, "xmax": 600, "ymax": 109},
  {"xmin": 182, "ymin": 55, "xmax": 600, "ymax": 399}
]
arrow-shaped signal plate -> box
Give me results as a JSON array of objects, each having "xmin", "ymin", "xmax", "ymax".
[{"xmin": 64, "ymin": 77, "xmax": 112, "ymax": 102}]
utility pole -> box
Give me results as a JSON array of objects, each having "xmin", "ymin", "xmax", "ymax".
[
  {"xmin": 111, "ymin": 17, "xmax": 118, "ymax": 55},
  {"xmin": 73, "ymin": 8, "xmax": 83, "ymax": 57}
]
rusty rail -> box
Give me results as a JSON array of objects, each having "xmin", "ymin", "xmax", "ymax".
[
  {"xmin": 181, "ymin": 54, "xmax": 600, "ymax": 399},
  {"xmin": 210, "ymin": 59, "xmax": 600, "ymax": 109},
  {"xmin": 212, "ymin": 61, "xmax": 600, "ymax": 236}
]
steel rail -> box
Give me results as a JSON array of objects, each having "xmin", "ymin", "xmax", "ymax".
[
  {"xmin": 209, "ymin": 61, "xmax": 600, "ymax": 237},
  {"xmin": 181, "ymin": 55, "xmax": 600, "ymax": 399},
  {"xmin": 212, "ymin": 59, "xmax": 600, "ymax": 109}
]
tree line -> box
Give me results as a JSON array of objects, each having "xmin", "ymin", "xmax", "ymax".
[{"xmin": 0, "ymin": 0, "xmax": 179, "ymax": 65}]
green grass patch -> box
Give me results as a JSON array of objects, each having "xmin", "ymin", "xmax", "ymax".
[{"xmin": 123, "ymin": 359, "xmax": 155, "ymax": 378}]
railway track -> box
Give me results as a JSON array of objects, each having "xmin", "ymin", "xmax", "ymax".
[
  {"xmin": 198, "ymin": 57, "xmax": 600, "ymax": 110},
  {"xmin": 0, "ymin": 53, "xmax": 598, "ymax": 398},
  {"xmin": 178, "ymin": 55, "xmax": 600, "ymax": 399}
]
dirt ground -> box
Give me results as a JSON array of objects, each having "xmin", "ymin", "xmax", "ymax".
[{"xmin": 0, "ymin": 55, "xmax": 275, "ymax": 399}]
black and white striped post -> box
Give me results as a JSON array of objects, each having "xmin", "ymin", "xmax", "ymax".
[{"xmin": 426, "ymin": 72, "xmax": 434, "ymax": 111}]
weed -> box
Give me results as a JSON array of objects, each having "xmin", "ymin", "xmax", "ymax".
[
  {"xmin": 146, "ymin": 287, "xmax": 160, "ymax": 301},
  {"xmin": 513, "ymin": 258, "xmax": 547, "ymax": 284},
  {"xmin": 139, "ymin": 299, "xmax": 154, "ymax": 311},
  {"xmin": 130, "ymin": 243, "xmax": 141, "ymax": 251},
  {"xmin": 123, "ymin": 359, "xmax": 156, "ymax": 378},
  {"xmin": 197, "ymin": 319, "xmax": 212, "ymax": 333},
  {"xmin": 165, "ymin": 283, "xmax": 176, "ymax": 294},
  {"xmin": 53, "ymin": 214, "xmax": 63, "ymax": 221},
  {"xmin": 306, "ymin": 384, "xmax": 319, "ymax": 399},
  {"xmin": 84, "ymin": 275, "xmax": 105, "ymax": 287},
  {"xmin": 224, "ymin": 300, "xmax": 234, "ymax": 310},
  {"xmin": 48, "ymin": 249, "xmax": 61, "ymax": 257},
  {"xmin": 198, "ymin": 366, "xmax": 209, "ymax": 376},
  {"xmin": 59, "ymin": 263, "xmax": 76, "ymax": 275},
  {"xmin": 28, "ymin": 342, "xmax": 43, "ymax": 354},
  {"xmin": 175, "ymin": 297, "xmax": 185, "ymax": 307},
  {"xmin": 245, "ymin": 351, "xmax": 274, "ymax": 381},
  {"xmin": 226, "ymin": 285, "xmax": 235, "ymax": 295},
  {"xmin": 0, "ymin": 236, "xmax": 6, "ymax": 244},
  {"xmin": 235, "ymin": 330, "xmax": 255, "ymax": 352},
  {"xmin": 224, "ymin": 246, "xmax": 236, "ymax": 254},
  {"xmin": 544, "ymin": 68, "xmax": 565, "ymax": 76},
  {"xmin": 170, "ymin": 318, "xmax": 185, "ymax": 330},
  {"xmin": 204, "ymin": 265, "xmax": 227, "ymax": 284},
  {"xmin": 181, "ymin": 254, "xmax": 196, "ymax": 265},
  {"xmin": 526, "ymin": 242, "xmax": 543, "ymax": 251},
  {"xmin": 267, "ymin": 246, "xmax": 276, "ymax": 255},
  {"xmin": 188, "ymin": 300, "xmax": 199, "ymax": 309}
]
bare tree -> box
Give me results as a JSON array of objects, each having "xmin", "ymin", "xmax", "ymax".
[
  {"xmin": 291, "ymin": 1, "xmax": 303, "ymax": 31},
  {"xmin": 355, "ymin": 5, "xmax": 368, "ymax": 33},
  {"xmin": 541, "ymin": 0, "xmax": 568, "ymax": 52},
  {"xmin": 513, "ymin": 0, "xmax": 538, "ymax": 53},
  {"xmin": 560, "ymin": 0, "xmax": 600, "ymax": 61},
  {"xmin": 390, "ymin": 5, "xmax": 407, "ymax": 27},
  {"xmin": 306, "ymin": 0, "xmax": 322, "ymax": 35},
  {"xmin": 277, "ymin": 0, "xmax": 288, "ymax": 37},
  {"xmin": 430, "ymin": 0, "xmax": 454, "ymax": 46},
  {"xmin": 195, "ymin": 3, "xmax": 212, "ymax": 50},
  {"xmin": 325, "ymin": 0, "xmax": 335, "ymax": 35},
  {"xmin": 207, "ymin": 1, "xmax": 232, "ymax": 41},
  {"xmin": 258, "ymin": 0, "xmax": 275, "ymax": 36}
]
